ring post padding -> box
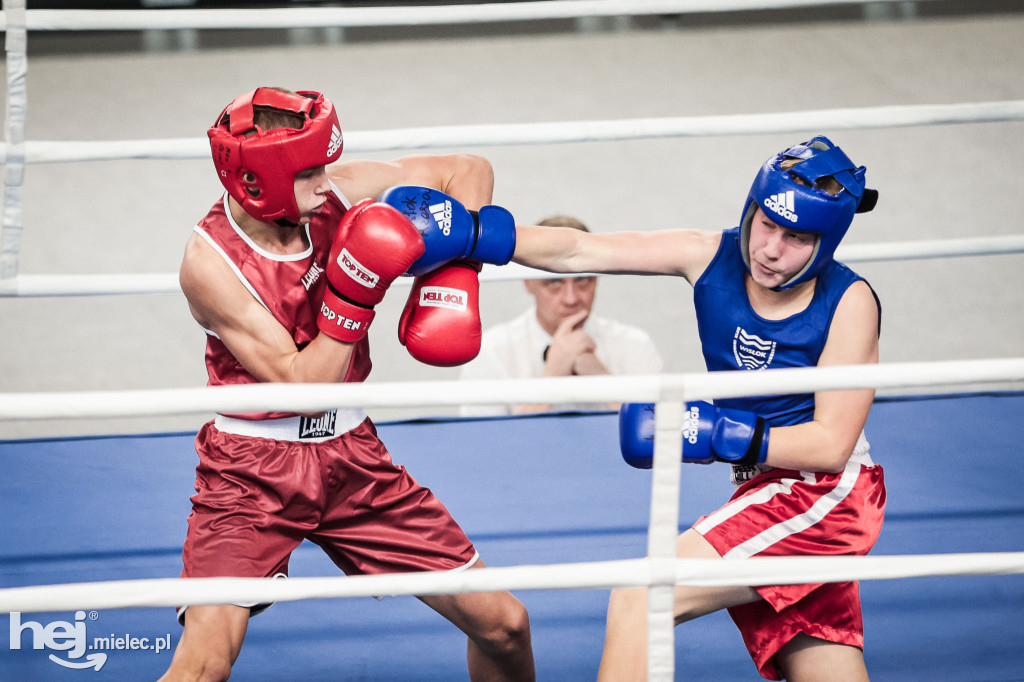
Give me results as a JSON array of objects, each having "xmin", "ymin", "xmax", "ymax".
[
  {"xmin": 1, "ymin": 0, "xmax": 27, "ymax": 282},
  {"xmin": 646, "ymin": 398, "xmax": 685, "ymax": 680}
]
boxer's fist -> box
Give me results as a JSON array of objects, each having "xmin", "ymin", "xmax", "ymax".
[
  {"xmin": 618, "ymin": 401, "xmax": 770, "ymax": 469},
  {"xmin": 398, "ymin": 260, "xmax": 482, "ymax": 366},
  {"xmin": 318, "ymin": 199, "xmax": 425, "ymax": 343},
  {"xmin": 327, "ymin": 199, "xmax": 424, "ymax": 307},
  {"xmin": 378, "ymin": 185, "xmax": 515, "ymax": 276}
]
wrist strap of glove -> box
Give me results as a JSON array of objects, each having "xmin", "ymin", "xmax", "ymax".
[
  {"xmin": 731, "ymin": 417, "xmax": 768, "ymax": 467},
  {"xmin": 318, "ymin": 283, "xmax": 375, "ymax": 343},
  {"xmin": 467, "ymin": 209, "xmax": 482, "ymax": 255}
]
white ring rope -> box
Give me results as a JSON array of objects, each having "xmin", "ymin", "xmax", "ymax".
[
  {"xmin": 0, "ymin": 0, "xmax": 953, "ymax": 32},
  {"xmin": 7, "ymin": 100, "xmax": 1024, "ymax": 165},
  {"xmin": 1, "ymin": 358, "xmax": 1021, "ymax": 420},
  {"xmin": 4, "ymin": 551, "xmax": 1024, "ymax": 616},
  {"xmin": 3, "ymin": 234, "xmax": 1023, "ymax": 298}
]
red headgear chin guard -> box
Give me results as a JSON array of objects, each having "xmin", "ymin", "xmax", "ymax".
[{"xmin": 208, "ymin": 88, "xmax": 344, "ymax": 225}]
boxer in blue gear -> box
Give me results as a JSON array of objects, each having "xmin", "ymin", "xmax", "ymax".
[{"xmin": 513, "ymin": 135, "xmax": 885, "ymax": 682}]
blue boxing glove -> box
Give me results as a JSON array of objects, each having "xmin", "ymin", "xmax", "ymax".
[
  {"xmin": 618, "ymin": 401, "xmax": 770, "ymax": 470},
  {"xmin": 378, "ymin": 185, "xmax": 516, "ymax": 277}
]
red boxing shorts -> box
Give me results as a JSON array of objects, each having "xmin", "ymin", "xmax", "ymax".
[
  {"xmin": 179, "ymin": 416, "xmax": 477, "ymax": 621},
  {"xmin": 694, "ymin": 460, "xmax": 886, "ymax": 680}
]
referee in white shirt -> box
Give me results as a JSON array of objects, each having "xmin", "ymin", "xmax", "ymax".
[{"xmin": 459, "ymin": 216, "xmax": 663, "ymax": 417}]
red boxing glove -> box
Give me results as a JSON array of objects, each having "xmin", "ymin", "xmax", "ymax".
[
  {"xmin": 319, "ymin": 199, "xmax": 425, "ymax": 343},
  {"xmin": 398, "ymin": 260, "xmax": 482, "ymax": 367}
]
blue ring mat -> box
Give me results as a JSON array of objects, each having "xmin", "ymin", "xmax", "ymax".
[{"xmin": 2, "ymin": 392, "xmax": 1022, "ymax": 681}]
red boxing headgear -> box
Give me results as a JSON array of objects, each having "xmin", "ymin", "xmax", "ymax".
[{"xmin": 208, "ymin": 88, "xmax": 343, "ymax": 225}]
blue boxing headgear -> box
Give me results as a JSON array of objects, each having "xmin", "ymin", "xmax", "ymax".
[{"xmin": 739, "ymin": 136, "xmax": 878, "ymax": 290}]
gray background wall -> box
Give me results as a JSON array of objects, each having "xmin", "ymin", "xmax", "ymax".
[{"xmin": 1, "ymin": 5, "xmax": 1022, "ymax": 438}]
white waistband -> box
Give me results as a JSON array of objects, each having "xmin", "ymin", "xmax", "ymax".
[
  {"xmin": 848, "ymin": 430, "xmax": 874, "ymax": 467},
  {"xmin": 213, "ymin": 408, "xmax": 366, "ymax": 443}
]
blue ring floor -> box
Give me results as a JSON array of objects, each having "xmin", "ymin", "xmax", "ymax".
[{"xmin": 2, "ymin": 392, "xmax": 1023, "ymax": 681}]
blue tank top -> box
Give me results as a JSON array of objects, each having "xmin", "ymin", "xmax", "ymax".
[{"xmin": 693, "ymin": 227, "xmax": 879, "ymax": 427}]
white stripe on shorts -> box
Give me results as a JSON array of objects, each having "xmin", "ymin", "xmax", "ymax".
[
  {"xmin": 693, "ymin": 471, "xmax": 815, "ymax": 537},
  {"xmin": 695, "ymin": 461, "xmax": 861, "ymax": 561}
]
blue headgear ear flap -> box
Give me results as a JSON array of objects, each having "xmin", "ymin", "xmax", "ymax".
[{"xmin": 739, "ymin": 136, "xmax": 877, "ymax": 290}]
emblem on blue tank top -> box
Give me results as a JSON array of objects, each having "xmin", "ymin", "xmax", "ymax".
[{"xmin": 732, "ymin": 327, "xmax": 777, "ymax": 370}]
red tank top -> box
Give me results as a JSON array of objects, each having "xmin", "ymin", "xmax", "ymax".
[{"xmin": 194, "ymin": 190, "xmax": 372, "ymax": 419}]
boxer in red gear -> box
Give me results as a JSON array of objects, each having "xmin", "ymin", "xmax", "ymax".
[{"xmin": 164, "ymin": 88, "xmax": 534, "ymax": 682}]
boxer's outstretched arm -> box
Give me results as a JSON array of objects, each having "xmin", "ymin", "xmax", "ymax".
[
  {"xmin": 328, "ymin": 153, "xmax": 495, "ymax": 210},
  {"xmin": 513, "ymin": 224, "xmax": 721, "ymax": 283}
]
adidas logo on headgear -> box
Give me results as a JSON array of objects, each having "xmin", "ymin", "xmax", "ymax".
[
  {"xmin": 763, "ymin": 190, "xmax": 798, "ymax": 223},
  {"xmin": 327, "ymin": 124, "xmax": 343, "ymax": 157}
]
